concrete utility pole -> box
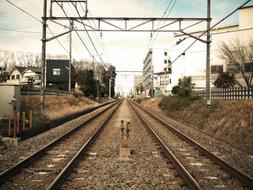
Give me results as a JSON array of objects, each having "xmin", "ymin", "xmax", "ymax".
[
  {"xmin": 206, "ymin": 0, "xmax": 211, "ymax": 106},
  {"xmin": 40, "ymin": 0, "xmax": 47, "ymax": 112},
  {"xmin": 151, "ymin": 65, "xmax": 154, "ymax": 97},
  {"xmin": 68, "ymin": 21, "xmax": 73, "ymax": 92}
]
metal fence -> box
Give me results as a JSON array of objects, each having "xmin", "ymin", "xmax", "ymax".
[
  {"xmin": 21, "ymin": 88, "xmax": 71, "ymax": 96},
  {"xmin": 192, "ymin": 87, "xmax": 253, "ymax": 100}
]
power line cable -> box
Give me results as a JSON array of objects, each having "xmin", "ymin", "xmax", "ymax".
[
  {"xmin": 70, "ymin": 1, "xmax": 106, "ymax": 67},
  {"xmin": 57, "ymin": 2, "xmax": 95, "ymax": 61},
  {"xmin": 145, "ymin": 0, "xmax": 178, "ymax": 53},
  {"xmin": 87, "ymin": 11, "xmax": 110, "ymax": 63},
  {"xmin": 171, "ymin": 0, "xmax": 252, "ymax": 64},
  {"xmin": 5, "ymin": 0, "xmax": 42, "ymax": 24},
  {"xmin": 149, "ymin": 0, "xmax": 178, "ymax": 48},
  {"xmin": 78, "ymin": 3, "xmax": 108, "ymax": 60},
  {"xmin": 4, "ymin": 0, "xmax": 69, "ymax": 55}
]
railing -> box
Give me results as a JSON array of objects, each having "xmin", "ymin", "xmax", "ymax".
[
  {"xmin": 192, "ymin": 87, "xmax": 253, "ymax": 100},
  {"xmin": 21, "ymin": 88, "xmax": 72, "ymax": 96}
]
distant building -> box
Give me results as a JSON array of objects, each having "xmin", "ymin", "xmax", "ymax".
[
  {"xmin": 6, "ymin": 66, "xmax": 41, "ymax": 86},
  {"xmin": 23, "ymin": 67, "xmax": 41, "ymax": 86},
  {"xmin": 153, "ymin": 70, "xmax": 172, "ymax": 96},
  {"xmin": 170, "ymin": 5, "xmax": 253, "ymax": 89},
  {"xmin": 7, "ymin": 66, "xmax": 27, "ymax": 85},
  {"xmin": 46, "ymin": 59, "xmax": 75, "ymax": 91},
  {"xmin": 133, "ymin": 75, "xmax": 143, "ymax": 98},
  {"xmin": 143, "ymin": 48, "xmax": 170, "ymax": 96}
]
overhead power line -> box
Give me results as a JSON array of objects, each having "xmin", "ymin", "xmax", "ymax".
[
  {"xmin": 5, "ymin": 0, "xmax": 42, "ymax": 24},
  {"xmin": 171, "ymin": 0, "xmax": 252, "ymax": 64},
  {"xmin": 70, "ymin": 1, "xmax": 106, "ymax": 67},
  {"xmin": 145, "ymin": 0, "xmax": 178, "ymax": 53},
  {"xmin": 57, "ymin": 2, "xmax": 95, "ymax": 60},
  {"xmin": 4, "ymin": 0, "xmax": 69, "ymax": 55}
]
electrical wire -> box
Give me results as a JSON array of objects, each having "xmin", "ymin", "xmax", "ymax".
[
  {"xmin": 69, "ymin": 0, "xmax": 106, "ymax": 67},
  {"xmin": 149, "ymin": 0, "xmax": 178, "ymax": 48},
  {"xmin": 56, "ymin": 2, "xmax": 95, "ymax": 61},
  {"xmin": 5, "ymin": 0, "xmax": 42, "ymax": 24},
  {"xmin": 4, "ymin": 0, "xmax": 69, "ymax": 55},
  {"xmin": 171, "ymin": 0, "xmax": 252, "ymax": 64},
  {"xmin": 144, "ymin": 0, "xmax": 178, "ymax": 53}
]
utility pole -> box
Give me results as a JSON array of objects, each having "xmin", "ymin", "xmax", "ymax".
[
  {"xmin": 68, "ymin": 21, "xmax": 73, "ymax": 92},
  {"xmin": 206, "ymin": 0, "xmax": 211, "ymax": 107},
  {"xmin": 96, "ymin": 77, "xmax": 99, "ymax": 100},
  {"xmin": 109, "ymin": 78, "xmax": 111, "ymax": 98},
  {"xmin": 40, "ymin": 0, "xmax": 47, "ymax": 111},
  {"xmin": 151, "ymin": 65, "xmax": 154, "ymax": 97}
]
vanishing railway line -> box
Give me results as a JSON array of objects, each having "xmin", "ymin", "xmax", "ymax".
[
  {"xmin": 0, "ymin": 100, "xmax": 121, "ymax": 190},
  {"xmin": 0, "ymin": 99, "xmax": 252, "ymax": 189},
  {"xmin": 129, "ymin": 100, "xmax": 253, "ymax": 190}
]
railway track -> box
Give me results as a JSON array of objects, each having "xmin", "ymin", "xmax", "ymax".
[
  {"xmin": 56, "ymin": 99, "xmax": 187, "ymax": 189},
  {"xmin": 129, "ymin": 100, "xmax": 253, "ymax": 190},
  {"xmin": 0, "ymin": 100, "xmax": 122, "ymax": 190}
]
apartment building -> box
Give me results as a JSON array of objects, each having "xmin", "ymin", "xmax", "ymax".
[{"xmin": 143, "ymin": 48, "xmax": 171, "ymax": 96}]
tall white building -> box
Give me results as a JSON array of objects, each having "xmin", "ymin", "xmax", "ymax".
[
  {"xmin": 170, "ymin": 5, "xmax": 253, "ymax": 90},
  {"xmin": 143, "ymin": 48, "xmax": 171, "ymax": 96}
]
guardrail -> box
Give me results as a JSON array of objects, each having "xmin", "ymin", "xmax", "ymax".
[
  {"xmin": 192, "ymin": 87, "xmax": 253, "ymax": 100},
  {"xmin": 21, "ymin": 88, "xmax": 71, "ymax": 96}
]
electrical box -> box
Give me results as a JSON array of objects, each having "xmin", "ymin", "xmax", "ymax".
[{"xmin": 0, "ymin": 84, "xmax": 21, "ymax": 119}]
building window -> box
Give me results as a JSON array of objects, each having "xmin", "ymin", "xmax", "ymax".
[
  {"xmin": 244, "ymin": 63, "xmax": 253, "ymax": 73},
  {"xmin": 11, "ymin": 75, "xmax": 15, "ymax": 80},
  {"xmin": 211, "ymin": 65, "xmax": 223, "ymax": 74},
  {"xmin": 164, "ymin": 52, "xmax": 167, "ymax": 56},
  {"xmin": 16, "ymin": 75, "xmax": 20, "ymax": 80},
  {"xmin": 53, "ymin": 68, "xmax": 61, "ymax": 75},
  {"xmin": 227, "ymin": 64, "xmax": 239, "ymax": 73},
  {"xmin": 164, "ymin": 60, "xmax": 167, "ymax": 64}
]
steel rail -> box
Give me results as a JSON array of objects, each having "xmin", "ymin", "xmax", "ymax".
[
  {"xmin": 128, "ymin": 101, "xmax": 202, "ymax": 190},
  {"xmin": 131, "ymin": 101, "xmax": 253, "ymax": 189},
  {"xmin": 47, "ymin": 100, "xmax": 122, "ymax": 189},
  {"xmin": 0, "ymin": 100, "xmax": 119, "ymax": 185}
]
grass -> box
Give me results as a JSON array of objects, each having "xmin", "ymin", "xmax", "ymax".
[
  {"xmin": 158, "ymin": 96, "xmax": 200, "ymax": 111},
  {"xmin": 152, "ymin": 96, "xmax": 253, "ymax": 153},
  {"xmin": 16, "ymin": 94, "xmax": 100, "ymax": 139}
]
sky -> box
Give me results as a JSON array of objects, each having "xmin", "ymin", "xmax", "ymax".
[{"xmin": 0, "ymin": 0, "xmax": 252, "ymax": 96}]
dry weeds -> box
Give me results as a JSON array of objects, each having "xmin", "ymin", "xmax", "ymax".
[
  {"xmin": 142, "ymin": 98, "xmax": 253, "ymax": 153},
  {"xmin": 22, "ymin": 95, "xmax": 101, "ymax": 120}
]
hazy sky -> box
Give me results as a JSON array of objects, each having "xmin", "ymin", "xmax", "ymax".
[{"xmin": 0, "ymin": 0, "xmax": 252, "ymax": 95}]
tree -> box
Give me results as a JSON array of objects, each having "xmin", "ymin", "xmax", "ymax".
[
  {"xmin": 219, "ymin": 39, "xmax": 253, "ymax": 87},
  {"xmin": 76, "ymin": 69, "xmax": 97, "ymax": 97},
  {"xmin": 106, "ymin": 65, "xmax": 116, "ymax": 97},
  {"xmin": 135, "ymin": 83, "xmax": 144, "ymax": 95},
  {"xmin": 214, "ymin": 72, "xmax": 236, "ymax": 88},
  {"xmin": 172, "ymin": 76, "xmax": 194, "ymax": 97}
]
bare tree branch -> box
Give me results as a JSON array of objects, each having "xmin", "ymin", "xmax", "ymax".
[{"xmin": 218, "ymin": 38, "xmax": 253, "ymax": 87}]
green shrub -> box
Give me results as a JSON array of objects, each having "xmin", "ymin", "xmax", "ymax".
[
  {"xmin": 158, "ymin": 96, "xmax": 200, "ymax": 111},
  {"xmin": 172, "ymin": 76, "xmax": 194, "ymax": 97}
]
